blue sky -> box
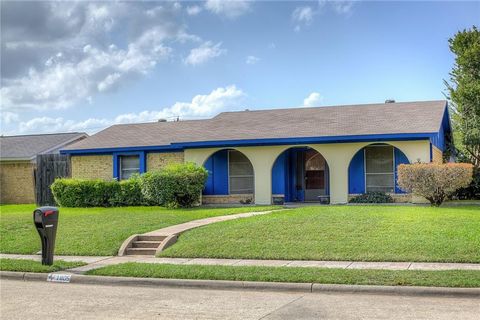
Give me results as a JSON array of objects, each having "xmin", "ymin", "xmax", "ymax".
[{"xmin": 1, "ymin": 1, "xmax": 478, "ymax": 135}]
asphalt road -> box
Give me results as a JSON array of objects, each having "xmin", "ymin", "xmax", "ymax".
[{"xmin": 1, "ymin": 279, "xmax": 479, "ymax": 319}]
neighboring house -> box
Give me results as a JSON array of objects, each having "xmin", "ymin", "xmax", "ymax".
[
  {"xmin": 61, "ymin": 101, "xmax": 451, "ymax": 205},
  {"xmin": 0, "ymin": 132, "xmax": 88, "ymax": 204}
]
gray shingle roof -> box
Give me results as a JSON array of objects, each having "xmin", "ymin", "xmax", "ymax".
[
  {"xmin": 1, "ymin": 132, "xmax": 87, "ymax": 160},
  {"xmin": 64, "ymin": 100, "xmax": 447, "ymax": 151}
]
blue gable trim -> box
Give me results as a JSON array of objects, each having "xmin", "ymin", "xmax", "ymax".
[
  {"xmin": 430, "ymin": 103, "xmax": 452, "ymax": 152},
  {"xmin": 61, "ymin": 133, "xmax": 436, "ymax": 155},
  {"xmin": 113, "ymin": 151, "xmax": 146, "ymax": 180}
]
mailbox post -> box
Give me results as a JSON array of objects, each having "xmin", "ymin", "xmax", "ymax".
[{"xmin": 33, "ymin": 207, "xmax": 59, "ymax": 265}]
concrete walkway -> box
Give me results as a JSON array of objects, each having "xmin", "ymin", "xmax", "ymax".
[
  {"xmin": 2, "ymin": 253, "xmax": 479, "ymax": 273},
  {"xmin": 145, "ymin": 209, "xmax": 279, "ymax": 237},
  {"xmin": 118, "ymin": 209, "xmax": 282, "ymax": 256}
]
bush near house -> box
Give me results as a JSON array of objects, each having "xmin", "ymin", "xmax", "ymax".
[
  {"xmin": 51, "ymin": 163, "xmax": 207, "ymax": 208},
  {"xmin": 397, "ymin": 163, "xmax": 474, "ymax": 206},
  {"xmin": 451, "ymin": 167, "xmax": 480, "ymax": 200},
  {"xmin": 51, "ymin": 178, "xmax": 121, "ymax": 207},
  {"xmin": 349, "ymin": 192, "xmax": 394, "ymax": 203},
  {"xmin": 109, "ymin": 175, "xmax": 146, "ymax": 206},
  {"xmin": 141, "ymin": 163, "xmax": 208, "ymax": 208}
]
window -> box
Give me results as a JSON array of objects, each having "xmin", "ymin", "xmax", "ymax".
[
  {"xmin": 228, "ymin": 150, "xmax": 254, "ymax": 194},
  {"xmin": 365, "ymin": 145, "xmax": 394, "ymax": 193},
  {"xmin": 119, "ymin": 155, "xmax": 140, "ymax": 180}
]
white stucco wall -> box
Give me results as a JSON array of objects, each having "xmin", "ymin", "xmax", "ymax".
[{"xmin": 184, "ymin": 140, "xmax": 431, "ymax": 205}]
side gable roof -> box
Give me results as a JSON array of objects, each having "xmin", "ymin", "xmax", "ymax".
[
  {"xmin": 63, "ymin": 100, "xmax": 448, "ymax": 153},
  {"xmin": 0, "ymin": 132, "xmax": 88, "ymax": 160}
]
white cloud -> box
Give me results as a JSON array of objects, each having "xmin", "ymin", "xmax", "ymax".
[
  {"xmin": 0, "ymin": 111, "xmax": 19, "ymax": 124},
  {"xmin": 303, "ymin": 92, "xmax": 323, "ymax": 107},
  {"xmin": 332, "ymin": 1, "xmax": 355, "ymax": 16},
  {"xmin": 1, "ymin": 39, "xmax": 172, "ymax": 110},
  {"xmin": 292, "ymin": 1, "xmax": 355, "ymax": 31},
  {"xmin": 292, "ymin": 6, "xmax": 315, "ymax": 29},
  {"xmin": 184, "ymin": 41, "xmax": 226, "ymax": 66},
  {"xmin": 205, "ymin": 0, "xmax": 251, "ymax": 19},
  {"xmin": 15, "ymin": 85, "xmax": 246, "ymax": 134},
  {"xmin": 246, "ymin": 55, "xmax": 260, "ymax": 65},
  {"xmin": 186, "ymin": 5, "xmax": 202, "ymax": 16},
  {"xmin": 1, "ymin": 2, "xmax": 197, "ymax": 112}
]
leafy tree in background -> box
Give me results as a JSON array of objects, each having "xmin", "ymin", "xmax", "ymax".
[{"xmin": 445, "ymin": 26, "xmax": 480, "ymax": 168}]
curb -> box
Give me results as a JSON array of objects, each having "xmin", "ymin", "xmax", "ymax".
[{"xmin": 2, "ymin": 271, "xmax": 480, "ymax": 298}]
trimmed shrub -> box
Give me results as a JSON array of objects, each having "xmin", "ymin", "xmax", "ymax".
[
  {"xmin": 349, "ymin": 192, "xmax": 394, "ymax": 204},
  {"xmin": 397, "ymin": 163, "xmax": 474, "ymax": 206},
  {"xmin": 109, "ymin": 175, "xmax": 146, "ymax": 206},
  {"xmin": 141, "ymin": 162, "xmax": 208, "ymax": 208},
  {"xmin": 51, "ymin": 178, "xmax": 120, "ymax": 207}
]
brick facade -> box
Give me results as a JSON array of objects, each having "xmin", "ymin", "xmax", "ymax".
[
  {"xmin": 71, "ymin": 155, "xmax": 113, "ymax": 180},
  {"xmin": 147, "ymin": 152, "xmax": 184, "ymax": 171},
  {"xmin": 348, "ymin": 193, "xmax": 412, "ymax": 203},
  {"xmin": 0, "ymin": 162, "xmax": 35, "ymax": 204},
  {"xmin": 202, "ymin": 194, "xmax": 254, "ymax": 204},
  {"xmin": 432, "ymin": 145, "xmax": 443, "ymax": 164}
]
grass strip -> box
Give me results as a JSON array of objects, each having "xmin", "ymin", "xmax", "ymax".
[
  {"xmin": 87, "ymin": 263, "xmax": 480, "ymax": 288},
  {"xmin": 0, "ymin": 204, "xmax": 278, "ymax": 256},
  {"xmin": 0, "ymin": 258, "xmax": 86, "ymax": 273},
  {"xmin": 160, "ymin": 205, "xmax": 480, "ymax": 263}
]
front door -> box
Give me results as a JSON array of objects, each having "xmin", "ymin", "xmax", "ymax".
[{"xmin": 304, "ymin": 149, "xmax": 326, "ymax": 201}]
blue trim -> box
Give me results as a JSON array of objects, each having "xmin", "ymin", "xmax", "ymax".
[
  {"xmin": 202, "ymin": 150, "xmax": 229, "ymax": 195},
  {"xmin": 430, "ymin": 103, "xmax": 452, "ymax": 152},
  {"xmin": 61, "ymin": 133, "xmax": 436, "ymax": 155},
  {"xmin": 394, "ymin": 147, "xmax": 409, "ymax": 193},
  {"xmin": 272, "ymin": 152, "xmax": 287, "ymax": 195},
  {"xmin": 348, "ymin": 145, "xmax": 410, "ymax": 194},
  {"xmin": 348, "ymin": 149, "xmax": 365, "ymax": 194},
  {"xmin": 113, "ymin": 151, "xmax": 145, "ymax": 180}
]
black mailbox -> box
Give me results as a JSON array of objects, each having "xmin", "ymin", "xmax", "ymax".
[{"xmin": 33, "ymin": 206, "xmax": 59, "ymax": 265}]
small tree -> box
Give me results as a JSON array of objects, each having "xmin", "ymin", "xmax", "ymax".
[
  {"xmin": 397, "ymin": 163, "xmax": 473, "ymax": 206},
  {"xmin": 445, "ymin": 26, "xmax": 480, "ymax": 167}
]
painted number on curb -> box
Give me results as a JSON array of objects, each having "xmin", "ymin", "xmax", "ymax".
[{"xmin": 47, "ymin": 273, "xmax": 71, "ymax": 283}]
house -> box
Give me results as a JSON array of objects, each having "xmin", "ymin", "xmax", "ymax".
[
  {"xmin": 61, "ymin": 100, "xmax": 451, "ymax": 205},
  {"xmin": 0, "ymin": 132, "xmax": 88, "ymax": 204}
]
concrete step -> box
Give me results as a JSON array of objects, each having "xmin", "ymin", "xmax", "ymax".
[
  {"xmin": 132, "ymin": 241, "xmax": 161, "ymax": 248},
  {"xmin": 137, "ymin": 235, "xmax": 166, "ymax": 242},
  {"xmin": 126, "ymin": 248, "xmax": 157, "ymax": 255}
]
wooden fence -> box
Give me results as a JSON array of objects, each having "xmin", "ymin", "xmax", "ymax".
[{"xmin": 35, "ymin": 154, "xmax": 71, "ymax": 206}]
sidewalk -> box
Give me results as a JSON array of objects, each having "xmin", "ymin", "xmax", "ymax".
[{"xmin": 2, "ymin": 253, "xmax": 479, "ymax": 273}]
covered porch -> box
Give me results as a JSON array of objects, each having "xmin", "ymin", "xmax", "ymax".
[{"xmin": 185, "ymin": 140, "xmax": 431, "ymax": 205}]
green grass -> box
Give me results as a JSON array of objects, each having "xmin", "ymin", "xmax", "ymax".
[
  {"xmin": 161, "ymin": 205, "xmax": 480, "ymax": 263},
  {"xmin": 87, "ymin": 263, "xmax": 480, "ymax": 288},
  {"xmin": 0, "ymin": 258, "xmax": 85, "ymax": 273},
  {"xmin": 0, "ymin": 204, "xmax": 277, "ymax": 256}
]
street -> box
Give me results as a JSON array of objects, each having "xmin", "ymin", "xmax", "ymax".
[{"xmin": 1, "ymin": 279, "xmax": 479, "ymax": 319}]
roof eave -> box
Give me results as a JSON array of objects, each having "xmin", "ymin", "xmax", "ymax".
[{"xmin": 61, "ymin": 132, "xmax": 436, "ymax": 155}]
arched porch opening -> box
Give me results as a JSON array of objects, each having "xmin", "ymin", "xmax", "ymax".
[
  {"xmin": 271, "ymin": 147, "xmax": 330, "ymax": 203},
  {"xmin": 348, "ymin": 143, "xmax": 410, "ymax": 195},
  {"xmin": 202, "ymin": 149, "xmax": 255, "ymax": 201}
]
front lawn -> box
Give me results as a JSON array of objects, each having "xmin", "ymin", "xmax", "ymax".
[
  {"xmin": 0, "ymin": 258, "xmax": 85, "ymax": 273},
  {"xmin": 87, "ymin": 263, "xmax": 480, "ymax": 288},
  {"xmin": 161, "ymin": 205, "xmax": 480, "ymax": 263},
  {"xmin": 0, "ymin": 205, "xmax": 277, "ymax": 256}
]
